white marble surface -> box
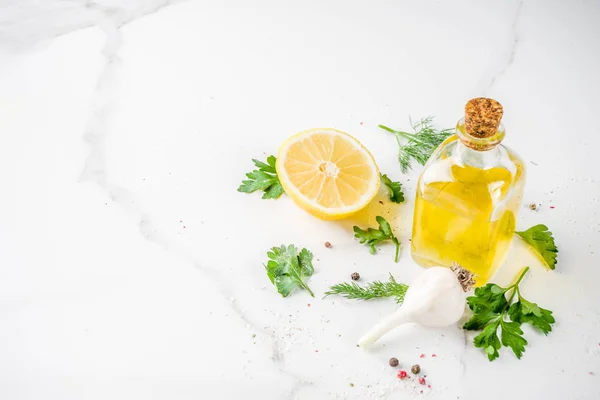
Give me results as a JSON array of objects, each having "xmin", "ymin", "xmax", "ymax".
[{"xmin": 1, "ymin": 0, "xmax": 600, "ymax": 399}]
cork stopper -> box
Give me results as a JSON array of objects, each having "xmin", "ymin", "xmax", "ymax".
[{"xmin": 464, "ymin": 98, "xmax": 503, "ymax": 138}]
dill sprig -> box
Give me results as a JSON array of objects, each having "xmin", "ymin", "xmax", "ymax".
[
  {"xmin": 379, "ymin": 116, "xmax": 454, "ymax": 173},
  {"xmin": 324, "ymin": 273, "xmax": 408, "ymax": 303}
]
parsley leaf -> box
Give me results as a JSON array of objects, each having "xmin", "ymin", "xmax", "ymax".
[
  {"xmin": 463, "ymin": 308, "xmax": 500, "ymax": 331},
  {"xmin": 238, "ymin": 156, "xmax": 285, "ymax": 199},
  {"xmin": 516, "ymin": 224, "xmax": 558, "ymax": 270},
  {"xmin": 464, "ymin": 266, "xmax": 555, "ymax": 361},
  {"xmin": 353, "ymin": 216, "xmax": 400, "ymax": 262},
  {"xmin": 500, "ymin": 320, "xmax": 527, "ymax": 359},
  {"xmin": 380, "ymin": 173, "xmax": 405, "ymax": 203},
  {"xmin": 466, "ymin": 284, "xmax": 508, "ymax": 314},
  {"xmin": 265, "ymin": 245, "xmax": 314, "ymax": 297},
  {"xmin": 473, "ymin": 319, "xmax": 502, "ymax": 361},
  {"xmin": 379, "ymin": 117, "xmax": 453, "ymax": 173},
  {"xmin": 508, "ymin": 296, "xmax": 555, "ymax": 335}
]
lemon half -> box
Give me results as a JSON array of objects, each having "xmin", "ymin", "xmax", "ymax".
[{"xmin": 276, "ymin": 128, "xmax": 380, "ymax": 220}]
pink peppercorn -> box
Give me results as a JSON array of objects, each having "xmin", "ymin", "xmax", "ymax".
[{"xmin": 397, "ymin": 370, "xmax": 408, "ymax": 380}]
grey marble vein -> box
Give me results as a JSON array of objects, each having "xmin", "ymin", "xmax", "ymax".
[
  {"xmin": 79, "ymin": 3, "xmax": 263, "ymax": 343},
  {"xmin": 286, "ymin": 375, "xmax": 314, "ymax": 400},
  {"xmin": 77, "ymin": 4, "xmax": 307, "ymax": 391},
  {"xmin": 0, "ymin": 0, "xmax": 184, "ymax": 50},
  {"xmin": 483, "ymin": 0, "xmax": 525, "ymax": 94}
]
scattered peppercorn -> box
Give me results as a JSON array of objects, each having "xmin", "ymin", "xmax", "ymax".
[
  {"xmin": 411, "ymin": 364, "xmax": 421, "ymax": 374},
  {"xmin": 389, "ymin": 357, "xmax": 399, "ymax": 367},
  {"xmin": 379, "ymin": 200, "xmax": 384, "ymax": 205},
  {"xmin": 397, "ymin": 370, "xmax": 408, "ymax": 379},
  {"xmin": 349, "ymin": 383, "xmax": 354, "ymax": 387},
  {"xmin": 419, "ymin": 353, "xmax": 425, "ymax": 358},
  {"xmin": 419, "ymin": 377, "xmax": 426, "ymax": 385},
  {"xmin": 529, "ymin": 203, "xmax": 538, "ymax": 211},
  {"xmin": 324, "ymin": 241, "xmax": 332, "ymax": 248},
  {"xmin": 351, "ymin": 272, "xmax": 360, "ymax": 281}
]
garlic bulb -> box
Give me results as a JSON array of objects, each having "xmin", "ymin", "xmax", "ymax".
[{"xmin": 358, "ymin": 264, "xmax": 474, "ymax": 348}]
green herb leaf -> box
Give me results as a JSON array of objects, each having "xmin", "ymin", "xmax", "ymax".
[
  {"xmin": 466, "ymin": 284, "xmax": 508, "ymax": 314},
  {"xmin": 238, "ymin": 156, "xmax": 285, "ymax": 199},
  {"xmin": 265, "ymin": 245, "xmax": 314, "ymax": 297},
  {"xmin": 500, "ymin": 320, "xmax": 528, "ymax": 359},
  {"xmin": 379, "ymin": 117, "xmax": 453, "ymax": 173},
  {"xmin": 353, "ymin": 216, "xmax": 400, "ymax": 262},
  {"xmin": 324, "ymin": 273, "xmax": 408, "ymax": 303},
  {"xmin": 508, "ymin": 297, "xmax": 555, "ymax": 335},
  {"xmin": 463, "ymin": 308, "xmax": 500, "ymax": 331},
  {"xmin": 297, "ymin": 248, "xmax": 314, "ymax": 276},
  {"xmin": 473, "ymin": 319, "xmax": 502, "ymax": 361},
  {"xmin": 464, "ymin": 266, "xmax": 556, "ymax": 361},
  {"xmin": 515, "ymin": 224, "xmax": 558, "ymax": 269},
  {"xmin": 380, "ymin": 173, "xmax": 405, "ymax": 203}
]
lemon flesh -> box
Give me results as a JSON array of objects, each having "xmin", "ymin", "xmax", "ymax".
[{"xmin": 276, "ymin": 128, "xmax": 380, "ymax": 220}]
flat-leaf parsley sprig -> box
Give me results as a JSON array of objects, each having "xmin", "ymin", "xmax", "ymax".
[
  {"xmin": 379, "ymin": 117, "xmax": 453, "ymax": 173},
  {"xmin": 353, "ymin": 216, "xmax": 400, "ymax": 262},
  {"xmin": 463, "ymin": 266, "xmax": 555, "ymax": 361},
  {"xmin": 265, "ymin": 245, "xmax": 314, "ymax": 297},
  {"xmin": 238, "ymin": 155, "xmax": 284, "ymax": 199}
]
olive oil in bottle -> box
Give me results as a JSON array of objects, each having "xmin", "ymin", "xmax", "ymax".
[{"xmin": 411, "ymin": 98, "xmax": 525, "ymax": 285}]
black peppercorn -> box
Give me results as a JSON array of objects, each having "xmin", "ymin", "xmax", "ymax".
[
  {"xmin": 351, "ymin": 272, "xmax": 360, "ymax": 281},
  {"xmin": 411, "ymin": 364, "xmax": 421, "ymax": 374},
  {"xmin": 389, "ymin": 357, "xmax": 399, "ymax": 367}
]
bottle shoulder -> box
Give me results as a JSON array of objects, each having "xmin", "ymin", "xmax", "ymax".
[
  {"xmin": 417, "ymin": 138, "xmax": 526, "ymax": 213},
  {"xmin": 419, "ymin": 138, "xmax": 525, "ymax": 184}
]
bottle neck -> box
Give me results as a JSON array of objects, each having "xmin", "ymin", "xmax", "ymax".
[
  {"xmin": 455, "ymin": 118, "xmax": 505, "ymax": 169},
  {"xmin": 456, "ymin": 117, "xmax": 505, "ymax": 151},
  {"xmin": 455, "ymin": 140, "xmax": 502, "ymax": 169}
]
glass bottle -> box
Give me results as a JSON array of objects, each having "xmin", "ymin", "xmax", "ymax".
[{"xmin": 411, "ymin": 98, "xmax": 525, "ymax": 286}]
